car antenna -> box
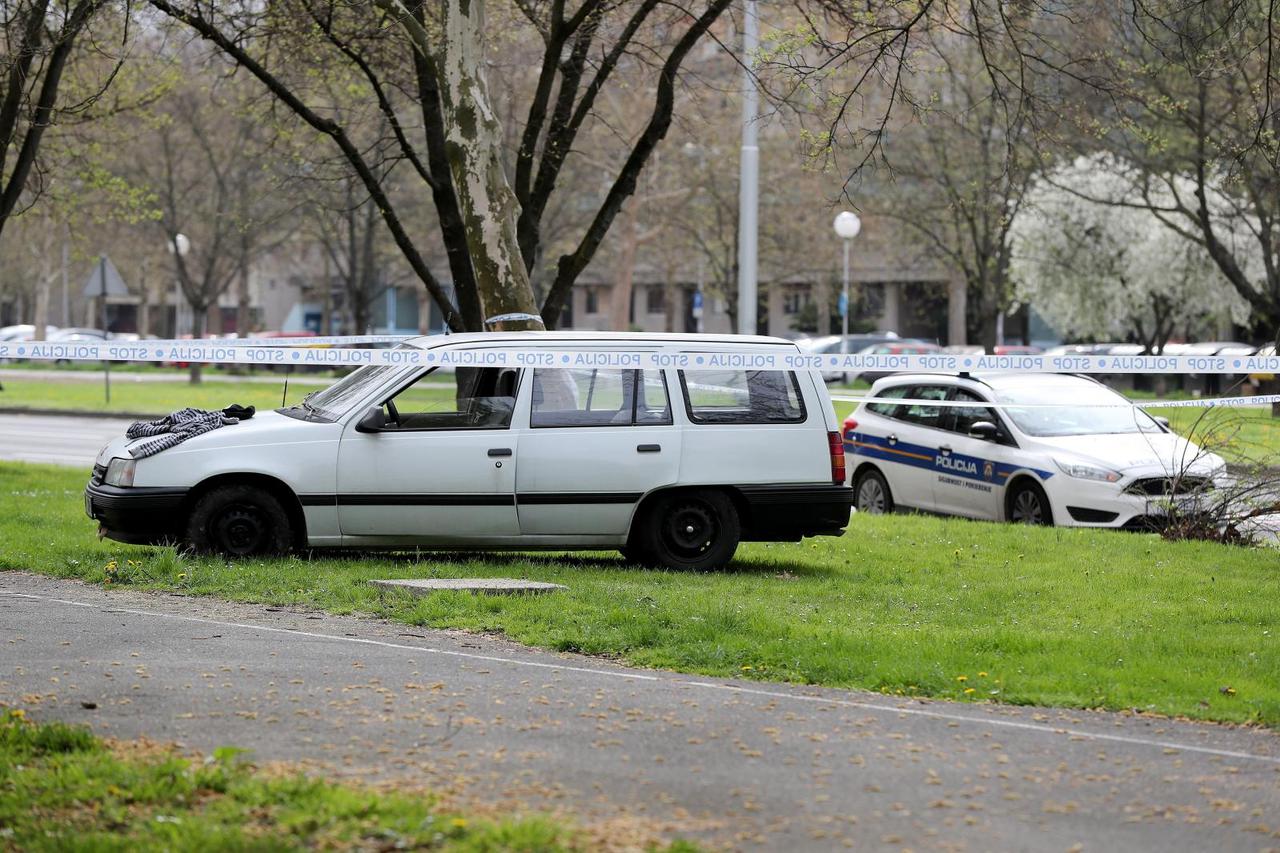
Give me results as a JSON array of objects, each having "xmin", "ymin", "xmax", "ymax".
[{"xmin": 282, "ymin": 365, "xmax": 290, "ymax": 407}]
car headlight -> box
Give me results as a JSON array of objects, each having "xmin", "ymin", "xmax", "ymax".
[
  {"xmin": 1054, "ymin": 458, "xmax": 1121, "ymax": 483},
  {"xmin": 103, "ymin": 457, "xmax": 136, "ymax": 487}
]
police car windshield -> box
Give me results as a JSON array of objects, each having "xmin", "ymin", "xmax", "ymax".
[
  {"xmin": 304, "ymin": 364, "xmax": 402, "ymax": 418},
  {"xmin": 993, "ymin": 381, "xmax": 1161, "ymax": 437}
]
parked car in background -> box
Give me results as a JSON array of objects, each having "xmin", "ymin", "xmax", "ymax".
[
  {"xmin": 797, "ymin": 333, "xmax": 912, "ymax": 383},
  {"xmin": 85, "ymin": 332, "xmax": 855, "ymax": 569},
  {"xmin": 992, "ymin": 344, "xmax": 1043, "ymax": 355},
  {"xmin": 852, "ymin": 341, "xmax": 943, "ymax": 384},
  {"xmin": 0, "ymin": 324, "xmax": 59, "ymax": 341},
  {"xmin": 844, "ymin": 372, "xmax": 1226, "ymax": 529}
]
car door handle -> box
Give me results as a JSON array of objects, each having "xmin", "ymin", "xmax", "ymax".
[
  {"xmin": 887, "ymin": 434, "xmax": 898, "ymax": 446},
  {"xmin": 939, "ymin": 445, "xmax": 952, "ymax": 456},
  {"xmin": 487, "ymin": 448, "xmax": 513, "ymax": 457},
  {"xmin": 637, "ymin": 444, "xmax": 661, "ymax": 453}
]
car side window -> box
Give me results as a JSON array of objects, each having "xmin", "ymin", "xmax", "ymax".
[
  {"xmin": 895, "ymin": 385, "xmax": 948, "ymax": 430},
  {"xmin": 530, "ymin": 369, "xmax": 672, "ymax": 427},
  {"xmin": 679, "ymin": 369, "xmax": 805, "ymax": 424},
  {"xmin": 866, "ymin": 384, "xmax": 913, "ymax": 418},
  {"xmin": 384, "ymin": 366, "xmax": 518, "ymax": 430},
  {"xmin": 947, "ymin": 389, "xmax": 996, "ymax": 435}
]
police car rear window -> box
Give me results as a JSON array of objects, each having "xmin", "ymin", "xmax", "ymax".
[
  {"xmin": 679, "ymin": 370, "xmax": 805, "ymax": 424},
  {"xmin": 866, "ymin": 385, "xmax": 913, "ymax": 417}
]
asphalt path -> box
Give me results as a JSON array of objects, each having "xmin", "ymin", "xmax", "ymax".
[
  {"xmin": 0, "ymin": 412, "xmax": 133, "ymax": 467},
  {"xmin": 2, "ymin": 573, "xmax": 1277, "ymax": 851}
]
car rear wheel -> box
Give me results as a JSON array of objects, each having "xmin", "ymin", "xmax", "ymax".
[
  {"xmin": 639, "ymin": 490, "xmax": 740, "ymax": 571},
  {"xmin": 1007, "ymin": 480, "xmax": 1053, "ymax": 526},
  {"xmin": 186, "ymin": 484, "xmax": 293, "ymax": 556},
  {"xmin": 854, "ymin": 468, "xmax": 894, "ymax": 514}
]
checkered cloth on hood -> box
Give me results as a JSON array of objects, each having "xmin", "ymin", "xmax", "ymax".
[{"xmin": 126, "ymin": 407, "xmax": 240, "ymax": 459}]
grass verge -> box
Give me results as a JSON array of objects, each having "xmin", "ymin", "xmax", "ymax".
[
  {"xmin": 0, "ymin": 377, "xmax": 314, "ymax": 416},
  {"xmin": 0, "ymin": 709, "xmax": 682, "ymax": 851},
  {"xmin": 3, "ymin": 461, "xmax": 1278, "ymax": 726}
]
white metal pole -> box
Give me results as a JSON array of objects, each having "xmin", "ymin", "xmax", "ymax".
[
  {"xmin": 736, "ymin": 0, "xmax": 759, "ymax": 337},
  {"xmin": 841, "ymin": 239, "xmax": 850, "ymax": 354}
]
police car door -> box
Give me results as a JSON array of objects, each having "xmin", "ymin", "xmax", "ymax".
[
  {"xmin": 929, "ymin": 388, "xmax": 1005, "ymax": 519},
  {"xmin": 869, "ymin": 384, "xmax": 949, "ymax": 512}
]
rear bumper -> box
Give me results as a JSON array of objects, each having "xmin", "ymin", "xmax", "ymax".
[
  {"xmin": 736, "ymin": 484, "xmax": 854, "ymax": 541},
  {"xmin": 85, "ymin": 481, "xmax": 188, "ymax": 544}
]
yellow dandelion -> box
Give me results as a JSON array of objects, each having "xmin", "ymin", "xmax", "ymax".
[
  {"xmin": 450, "ymin": 818, "xmax": 468, "ymax": 829},
  {"xmin": 978, "ymin": 671, "xmax": 988, "ymax": 677},
  {"xmin": 963, "ymin": 688, "xmax": 975, "ymax": 695},
  {"xmin": 955, "ymin": 675, "xmax": 967, "ymax": 682}
]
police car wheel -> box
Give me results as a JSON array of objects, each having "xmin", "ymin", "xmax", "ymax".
[
  {"xmin": 854, "ymin": 469, "xmax": 894, "ymax": 515},
  {"xmin": 1007, "ymin": 481, "xmax": 1053, "ymax": 526},
  {"xmin": 641, "ymin": 489, "xmax": 740, "ymax": 571},
  {"xmin": 187, "ymin": 484, "xmax": 293, "ymax": 556}
]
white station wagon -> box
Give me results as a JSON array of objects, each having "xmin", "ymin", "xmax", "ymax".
[{"xmin": 86, "ymin": 333, "xmax": 854, "ymax": 569}]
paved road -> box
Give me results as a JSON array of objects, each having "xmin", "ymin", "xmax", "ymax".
[
  {"xmin": 0, "ymin": 413, "xmax": 133, "ymax": 467},
  {"xmin": 2, "ymin": 573, "xmax": 1277, "ymax": 851}
]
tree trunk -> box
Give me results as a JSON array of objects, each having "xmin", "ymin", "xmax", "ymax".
[
  {"xmin": 189, "ymin": 306, "xmax": 206, "ymax": 385},
  {"xmin": 610, "ymin": 203, "xmax": 640, "ymax": 331},
  {"xmin": 439, "ymin": 0, "xmax": 541, "ymax": 332}
]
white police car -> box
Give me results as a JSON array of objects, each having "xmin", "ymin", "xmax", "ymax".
[{"xmin": 843, "ymin": 373, "xmax": 1227, "ymax": 528}]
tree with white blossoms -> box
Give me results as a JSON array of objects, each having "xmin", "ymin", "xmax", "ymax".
[{"xmin": 1011, "ymin": 155, "xmax": 1251, "ymax": 354}]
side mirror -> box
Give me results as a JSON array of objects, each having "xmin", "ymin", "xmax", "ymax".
[
  {"xmin": 355, "ymin": 406, "xmax": 386, "ymax": 433},
  {"xmin": 968, "ymin": 420, "xmax": 1000, "ymax": 441},
  {"xmin": 1155, "ymin": 416, "xmax": 1171, "ymax": 430}
]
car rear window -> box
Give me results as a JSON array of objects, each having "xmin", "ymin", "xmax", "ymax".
[{"xmin": 678, "ymin": 370, "xmax": 805, "ymax": 424}]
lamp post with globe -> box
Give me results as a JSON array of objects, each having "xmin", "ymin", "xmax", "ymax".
[{"xmin": 833, "ymin": 211, "xmax": 861, "ymax": 356}]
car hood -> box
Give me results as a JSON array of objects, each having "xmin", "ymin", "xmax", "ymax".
[
  {"xmin": 1027, "ymin": 431, "xmax": 1223, "ymax": 476},
  {"xmin": 96, "ymin": 409, "xmax": 335, "ymax": 465}
]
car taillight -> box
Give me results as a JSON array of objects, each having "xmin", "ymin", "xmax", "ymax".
[
  {"xmin": 842, "ymin": 416, "xmax": 857, "ymax": 438},
  {"xmin": 828, "ymin": 431, "xmax": 846, "ymax": 485}
]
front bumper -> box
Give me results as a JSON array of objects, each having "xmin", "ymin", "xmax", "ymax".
[
  {"xmin": 736, "ymin": 484, "xmax": 854, "ymax": 541},
  {"xmin": 85, "ymin": 481, "xmax": 188, "ymax": 544},
  {"xmin": 1050, "ymin": 476, "xmax": 1220, "ymax": 529}
]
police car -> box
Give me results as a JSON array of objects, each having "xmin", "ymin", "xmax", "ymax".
[{"xmin": 843, "ymin": 373, "xmax": 1227, "ymax": 528}]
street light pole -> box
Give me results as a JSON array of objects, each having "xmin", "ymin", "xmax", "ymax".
[
  {"xmin": 832, "ymin": 211, "xmax": 862, "ymax": 357},
  {"xmin": 736, "ymin": 0, "xmax": 759, "ymax": 337}
]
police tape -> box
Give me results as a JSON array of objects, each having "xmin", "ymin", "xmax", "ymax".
[
  {"xmin": 1, "ymin": 337, "xmax": 1278, "ymax": 375},
  {"xmin": 829, "ymin": 393, "xmax": 1280, "ymax": 410}
]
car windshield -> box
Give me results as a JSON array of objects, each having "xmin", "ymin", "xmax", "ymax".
[
  {"xmin": 993, "ymin": 381, "xmax": 1162, "ymax": 437},
  {"xmin": 302, "ymin": 363, "xmax": 404, "ymax": 419}
]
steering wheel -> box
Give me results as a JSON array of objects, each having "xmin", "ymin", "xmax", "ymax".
[{"xmin": 385, "ymin": 398, "xmax": 400, "ymax": 427}]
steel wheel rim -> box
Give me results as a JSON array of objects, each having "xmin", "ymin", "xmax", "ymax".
[
  {"xmin": 213, "ymin": 504, "xmax": 268, "ymax": 555},
  {"xmin": 857, "ymin": 478, "xmax": 886, "ymax": 514},
  {"xmin": 1011, "ymin": 490, "xmax": 1043, "ymax": 524},
  {"xmin": 663, "ymin": 502, "xmax": 717, "ymax": 559}
]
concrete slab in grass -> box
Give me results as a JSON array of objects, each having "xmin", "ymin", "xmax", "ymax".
[{"xmin": 370, "ymin": 578, "xmax": 567, "ymax": 597}]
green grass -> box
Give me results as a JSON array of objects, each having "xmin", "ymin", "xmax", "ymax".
[
  {"xmin": 0, "ymin": 710, "xmax": 676, "ymax": 851},
  {"xmin": 0, "ymin": 377, "xmax": 313, "ymax": 415},
  {"xmin": 3, "ymin": 462, "xmax": 1278, "ymax": 726}
]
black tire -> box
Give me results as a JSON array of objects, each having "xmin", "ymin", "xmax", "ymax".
[
  {"xmin": 854, "ymin": 468, "xmax": 894, "ymax": 515},
  {"xmin": 638, "ymin": 490, "xmax": 740, "ymax": 571},
  {"xmin": 1007, "ymin": 480, "xmax": 1053, "ymax": 526},
  {"xmin": 186, "ymin": 484, "xmax": 293, "ymax": 556}
]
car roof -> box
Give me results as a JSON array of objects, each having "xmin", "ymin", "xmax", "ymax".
[
  {"xmin": 869, "ymin": 372, "xmax": 1107, "ymax": 393},
  {"xmin": 404, "ymin": 331, "xmax": 797, "ymax": 350}
]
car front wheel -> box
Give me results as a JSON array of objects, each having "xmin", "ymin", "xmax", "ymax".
[
  {"xmin": 186, "ymin": 484, "xmax": 293, "ymax": 556},
  {"xmin": 854, "ymin": 468, "xmax": 894, "ymax": 515},
  {"xmin": 1007, "ymin": 480, "xmax": 1053, "ymax": 526},
  {"xmin": 638, "ymin": 490, "xmax": 740, "ymax": 571}
]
